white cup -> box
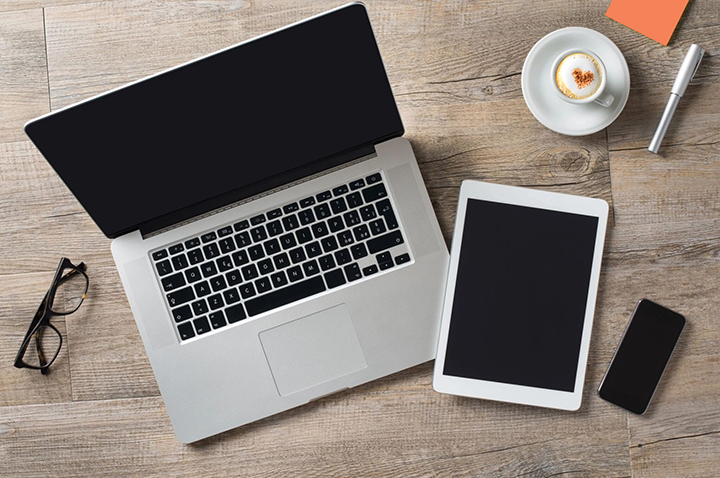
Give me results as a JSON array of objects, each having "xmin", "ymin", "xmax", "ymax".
[{"xmin": 551, "ymin": 48, "xmax": 614, "ymax": 107}]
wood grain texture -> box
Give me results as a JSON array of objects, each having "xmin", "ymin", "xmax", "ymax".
[{"xmin": 0, "ymin": 9, "xmax": 49, "ymax": 143}]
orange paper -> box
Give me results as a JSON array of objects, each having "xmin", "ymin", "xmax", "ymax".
[{"xmin": 606, "ymin": 0, "xmax": 690, "ymax": 46}]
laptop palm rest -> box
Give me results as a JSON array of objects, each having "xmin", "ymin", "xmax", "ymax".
[{"xmin": 259, "ymin": 304, "xmax": 367, "ymax": 397}]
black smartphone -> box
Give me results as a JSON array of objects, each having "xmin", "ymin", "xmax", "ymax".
[{"xmin": 598, "ymin": 299, "xmax": 685, "ymax": 414}]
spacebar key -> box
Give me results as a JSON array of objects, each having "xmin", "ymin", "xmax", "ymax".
[
  {"xmin": 244, "ymin": 276, "xmax": 326, "ymax": 316},
  {"xmin": 367, "ymin": 230, "xmax": 404, "ymax": 254}
]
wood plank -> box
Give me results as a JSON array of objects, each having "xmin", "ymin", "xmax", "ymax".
[
  {"xmin": 0, "ymin": 9, "xmax": 49, "ymax": 143},
  {"xmin": 0, "ymin": 1, "xmax": 102, "ymax": 14},
  {"xmin": 0, "ymin": 363, "xmax": 631, "ymax": 477}
]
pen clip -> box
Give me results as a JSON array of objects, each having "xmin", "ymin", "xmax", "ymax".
[{"xmin": 690, "ymin": 49, "xmax": 704, "ymax": 82}]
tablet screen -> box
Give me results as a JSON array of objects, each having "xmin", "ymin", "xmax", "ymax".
[{"xmin": 443, "ymin": 199, "xmax": 599, "ymax": 392}]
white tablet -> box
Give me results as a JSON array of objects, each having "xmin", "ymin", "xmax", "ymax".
[{"xmin": 433, "ymin": 180, "xmax": 608, "ymax": 411}]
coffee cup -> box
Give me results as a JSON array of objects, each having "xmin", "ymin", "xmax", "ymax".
[{"xmin": 551, "ymin": 49, "xmax": 614, "ymax": 107}]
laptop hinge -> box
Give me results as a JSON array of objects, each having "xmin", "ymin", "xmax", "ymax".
[{"xmin": 140, "ymin": 146, "xmax": 378, "ymax": 239}]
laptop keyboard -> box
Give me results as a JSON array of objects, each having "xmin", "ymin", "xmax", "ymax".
[{"xmin": 150, "ymin": 172, "xmax": 412, "ymax": 341}]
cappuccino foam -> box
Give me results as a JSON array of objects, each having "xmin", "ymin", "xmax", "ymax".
[{"xmin": 555, "ymin": 53, "xmax": 602, "ymax": 99}]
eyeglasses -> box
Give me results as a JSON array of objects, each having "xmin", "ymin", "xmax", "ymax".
[{"xmin": 14, "ymin": 258, "xmax": 88, "ymax": 375}]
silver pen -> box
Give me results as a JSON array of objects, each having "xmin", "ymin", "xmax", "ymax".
[{"xmin": 648, "ymin": 44, "xmax": 704, "ymax": 154}]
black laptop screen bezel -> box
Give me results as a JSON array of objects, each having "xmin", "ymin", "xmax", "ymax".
[{"xmin": 23, "ymin": 3, "xmax": 404, "ymax": 239}]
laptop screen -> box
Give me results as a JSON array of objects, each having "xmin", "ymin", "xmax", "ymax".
[{"xmin": 25, "ymin": 4, "xmax": 403, "ymax": 238}]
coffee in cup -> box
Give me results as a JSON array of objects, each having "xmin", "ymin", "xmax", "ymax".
[{"xmin": 551, "ymin": 49, "xmax": 614, "ymax": 107}]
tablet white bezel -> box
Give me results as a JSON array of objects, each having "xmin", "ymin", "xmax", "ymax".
[{"xmin": 432, "ymin": 180, "xmax": 609, "ymax": 411}]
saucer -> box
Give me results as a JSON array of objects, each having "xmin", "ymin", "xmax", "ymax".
[{"xmin": 521, "ymin": 27, "xmax": 630, "ymax": 136}]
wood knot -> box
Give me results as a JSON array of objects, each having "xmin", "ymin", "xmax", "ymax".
[{"xmin": 557, "ymin": 149, "xmax": 591, "ymax": 173}]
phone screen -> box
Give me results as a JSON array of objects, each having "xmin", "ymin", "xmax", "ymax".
[{"xmin": 598, "ymin": 299, "xmax": 685, "ymax": 414}]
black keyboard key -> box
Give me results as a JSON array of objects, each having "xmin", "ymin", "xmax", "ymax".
[
  {"xmin": 267, "ymin": 208, "xmax": 282, "ymax": 219},
  {"xmin": 363, "ymin": 264, "xmax": 379, "ymax": 276},
  {"xmin": 203, "ymin": 243, "xmax": 220, "ymax": 260},
  {"xmin": 333, "ymin": 185, "xmax": 349, "ymax": 196},
  {"xmin": 172, "ymin": 304, "xmax": 192, "ymax": 323},
  {"xmin": 226, "ymin": 304, "xmax": 247, "ymax": 324},
  {"xmin": 283, "ymin": 202, "xmax": 299, "ymax": 214},
  {"xmin": 239, "ymin": 282, "xmax": 256, "ymax": 299},
  {"xmin": 167, "ymin": 287, "xmax": 195, "ymax": 307},
  {"xmin": 201, "ymin": 232, "xmax": 217, "ymax": 243},
  {"xmin": 338, "ymin": 231, "xmax": 354, "ymax": 247},
  {"xmin": 171, "ymin": 254, "xmax": 189, "ymax": 271},
  {"xmin": 235, "ymin": 231, "xmax": 251, "ymax": 248},
  {"xmin": 152, "ymin": 249, "xmax": 168, "ymax": 261},
  {"xmin": 194, "ymin": 281, "xmax": 211, "ymax": 297},
  {"xmin": 223, "ymin": 287, "xmax": 241, "ymax": 305},
  {"xmin": 250, "ymin": 214, "xmax": 265, "ymax": 225},
  {"xmin": 316, "ymin": 191, "xmax": 332, "ymax": 202},
  {"xmin": 251, "ymin": 226, "xmax": 267, "ymax": 242},
  {"xmin": 305, "ymin": 241, "xmax": 322, "ymax": 258},
  {"xmin": 255, "ymin": 277, "xmax": 272, "ymax": 294},
  {"xmin": 201, "ymin": 262, "xmax": 218, "ymax": 278},
  {"xmin": 324, "ymin": 269, "xmax": 346, "ymax": 289},
  {"xmin": 351, "ymin": 243, "xmax": 368, "ymax": 260},
  {"xmin": 271, "ymin": 271, "xmax": 288, "ymax": 288},
  {"xmin": 192, "ymin": 299, "xmax": 209, "ymax": 315},
  {"xmin": 335, "ymin": 248, "xmax": 352, "ymax": 265},
  {"xmin": 350, "ymin": 179, "xmax": 365, "ymax": 190},
  {"xmin": 330, "ymin": 197, "xmax": 347, "ymax": 215},
  {"xmin": 161, "ymin": 272, "xmax": 186, "ymax": 292},
  {"xmin": 241, "ymin": 263, "xmax": 259, "ymax": 281},
  {"xmin": 217, "ymin": 255, "xmax": 234, "ymax": 272},
  {"xmin": 178, "ymin": 322, "xmax": 195, "ymax": 340},
  {"xmin": 353, "ymin": 225, "xmax": 371, "ymax": 241},
  {"xmin": 226, "ymin": 269, "xmax": 243, "ymax": 286},
  {"xmin": 314, "ymin": 203, "xmax": 331, "ymax": 220},
  {"xmin": 362, "ymin": 183, "xmax": 387, "ymax": 203},
  {"xmin": 264, "ymin": 238, "xmax": 281, "ymax": 255},
  {"xmin": 321, "ymin": 236, "xmax": 339, "ymax": 253},
  {"xmin": 210, "ymin": 275, "xmax": 227, "ymax": 292},
  {"xmin": 344, "ymin": 263, "xmax": 362, "ymax": 282},
  {"xmin": 319, "ymin": 254, "xmax": 336, "ymax": 271},
  {"xmin": 245, "ymin": 276, "xmax": 326, "ymax": 317},
  {"xmin": 343, "ymin": 210, "xmax": 361, "ymax": 227},
  {"xmin": 185, "ymin": 267, "xmax": 202, "ymax": 283},
  {"xmin": 219, "ymin": 237, "xmax": 236, "ymax": 254},
  {"xmin": 208, "ymin": 294, "xmax": 224, "ymax": 310},
  {"xmin": 279, "ymin": 233, "xmax": 297, "ymax": 249},
  {"xmin": 194, "ymin": 316, "xmax": 211, "ymax": 335},
  {"xmin": 287, "ymin": 265, "xmax": 304, "ymax": 282},
  {"xmin": 248, "ymin": 245, "xmax": 265, "ymax": 261},
  {"xmin": 209, "ymin": 311, "xmax": 227, "ymax": 329},
  {"xmin": 360, "ymin": 205, "xmax": 377, "ymax": 222},
  {"xmin": 273, "ymin": 252, "xmax": 290, "ymax": 269},
  {"xmin": 300, "ymin": 197, "xmax": 315, "ymax": 208},
  {"xmin": 233, "ymin": 220, "xmax": 249, "ymax": 232},
  {"xmin": 395, "ymin": 253, "xmax": 411, "ymax": 265},
  {"xmin": 312, "ymin": 222, "xmax": 329, "ymax": 239},
  {"xmin": 232, "ymin": 249, "xmax": 249, "ymax": 267},
  {"xmin": 376, "ymin": 199, "xmax": 398, "ymax": 230},
  {"xmin": 188, "ymin": 249, "xmax": 204, "ymax": 265},
  {"xmin": 282, "ymin": 214, "xmax": 300, "ymax": 231},
  {"xmin": 156, "ymin": 260, "xmax": 173, "ymax": 278},
  {"xmin": 327, "ymin": 216, "xmax": 344, "ymax": 233},
  {"xmin": 379, "ymin": 260, "xmax": 394, "ymax": 271},
  {"xmin": 368, "ymin": 230, "xmax": 404, "ymax": 254},
  {"xmin": 377, "ymin": 252, "xmax": 392, "ymax": 263},
  {"xmin": 346, "ymin": 192, "xmax": 363, "ymax": 209},
  {"xmin": 366, "ymin": 172, "xmax": 382, "ymax": 184},
  {"xmin": 258, "ymin": 258, "xmax": 274, "ymax": 275},
  {"xmin": 303, "ymin": 260, "xmax": 320, "ymax": 276},
  {"xmin": 298, "ymin": 209, "xmax": 315, "ymax": 225},
  {"xmin": 296, "ymin": 227, "xmax": 313, "ymax": 244},
  {"xmin": 218, "ymin": 226, "xmax": 234, "ymax": 237},
  {"xmin": 267, "ymin": 220, "xmax": 283, "ymax": 237},
  {"xmin": 185, "ymin": 237, "xmax": 201, "ymax": 249},
  {"xmin": 289, "ymin": 247, "xmax": 306, "ymax": 264}
]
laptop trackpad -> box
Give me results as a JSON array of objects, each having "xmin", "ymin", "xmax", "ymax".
[{"xmin": 259, "ymin": 304, "xmax": 367, "ymax": 397}]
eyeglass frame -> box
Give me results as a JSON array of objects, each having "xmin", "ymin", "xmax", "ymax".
[{"xmin": 14, "ymin": 258, "xmax": 88, "ymax": 375}]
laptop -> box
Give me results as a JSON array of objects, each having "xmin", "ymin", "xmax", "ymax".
[{"xmin": 24, "ymin": 3, "xmax": 448, "ymax": 443}]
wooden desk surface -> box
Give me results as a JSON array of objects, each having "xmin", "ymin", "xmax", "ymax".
[{"xmin": 1, "ymin": 1, "xmax": 718, "ymax": 476}]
